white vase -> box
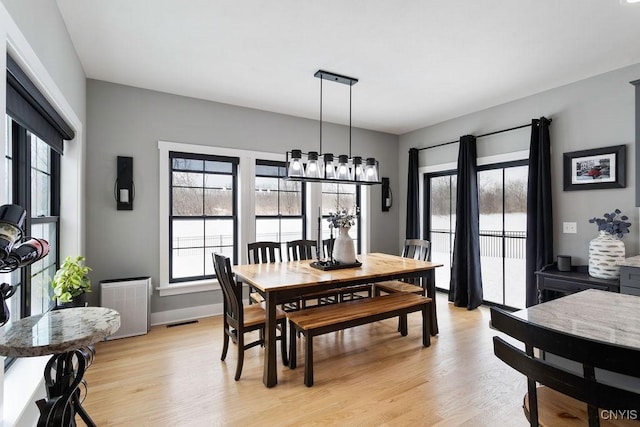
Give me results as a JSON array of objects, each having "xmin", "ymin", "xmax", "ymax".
[
  {"xmin": 588, "ymin": 231, "xmax": 625, "ymax": 279},
  {"xmin": 333, "ymin": 226, "xmax": 356, "ymax": 264}
]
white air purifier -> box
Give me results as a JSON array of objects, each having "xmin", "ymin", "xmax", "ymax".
[{"xmin": 100, "ymin": 276, "xmax": 151, "ymax": 340}]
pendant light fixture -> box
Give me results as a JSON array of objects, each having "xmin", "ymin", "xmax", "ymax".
[{"xmin": 286, "ymin": 70, "xmax": 381, "ymax": 184}]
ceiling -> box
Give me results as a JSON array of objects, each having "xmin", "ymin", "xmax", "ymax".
[{"xmin": 56, "ymin": 0, "xmax": 640, "ymax": 135}]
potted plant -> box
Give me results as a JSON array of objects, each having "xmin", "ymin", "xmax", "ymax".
[
  {"xmin": 587, "ymin": 209, "xmax": 631, "ymax": 279},
  {"xmin": 51, "ymin": 255, "xmax": 91, "ymax": 307}
]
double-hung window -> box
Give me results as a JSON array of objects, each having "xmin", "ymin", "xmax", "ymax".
[
  {"xmin": 169, "ymin": 152, "xmax": 238, "ymax": 282},
  {"xmin": 321, "ymin": 183, "xmax": 361, "ymax": 253},
  {"xmin": 255, "ymin": 160, "xmax": 305, "ymax": 243}
]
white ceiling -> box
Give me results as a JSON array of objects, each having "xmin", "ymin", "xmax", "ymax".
[{"xmin": 56, "ymin": 0, "xmax": 640, "ymax": 135}]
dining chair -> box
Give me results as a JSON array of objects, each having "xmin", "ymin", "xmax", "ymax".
[
  {"xmin": 490, "ymin": 307, "xmax": 640, "ymax": 426},
  {"xmin": 286, "ymin": 239, "xmax": 340, "ymax": 308},
  {"xmin": 246, "ymin": 241, "xmax": 282, "ymax": 305},
  {"xmin": 286, "ymin": 239, "xmax": 317, "ymax": 261},
  {"xmin": 213, "ymin": 253, "xmax": 288, "ymax": 380},
  {"xmin": 374, "ymin": 239, "xmax": 430, "ymax": 296}
]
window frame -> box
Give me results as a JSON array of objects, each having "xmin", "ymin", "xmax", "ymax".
[
  {"xmin": 4, "ymin": 116, "xmax": 61, "ymax": 369},
  {"xmin": 168, "ymin": 151, "xmax": 239, "ymax": 283},
  {"xmin": 254, "ymin": 159, "xmax": 307, "ymax": 245},
  {"xmin": 157, "ymin": 141, "xmax": 372, "ymax": 296},
  {"xmin": 321, "ymin": 182, "xmax": 362, "ymax": 254}
]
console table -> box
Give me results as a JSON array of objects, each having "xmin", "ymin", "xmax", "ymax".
[
  {"xmin": 535, "ymin": 264, "xmax": 619, "ymax": 303},
  {"xmin": 0, "ymin": 307, "xmax": 120, "ymax": 426}
]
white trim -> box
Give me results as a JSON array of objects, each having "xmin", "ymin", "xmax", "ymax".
[
  {"xmin": 150, "ymin": 303, "xmax": 223, "ymax": 326},
  {"xmin": 157, "ymin": 279, "xmax": 220, "ymax": 297}
]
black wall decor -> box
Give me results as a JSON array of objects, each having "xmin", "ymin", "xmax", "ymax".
[
  {"xmin": 381, "ymin": 177, "xmax": 392, "ymax": 211},
  {"xmin": 116, "ymin": 156, "xmax": 134, "ymax": 210}
]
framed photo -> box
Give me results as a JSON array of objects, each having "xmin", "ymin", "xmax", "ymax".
[{"xmin": 563, "ymin": 145, "xmax": 626, "ymax": 191}]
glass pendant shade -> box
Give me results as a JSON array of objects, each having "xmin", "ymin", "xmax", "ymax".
[
  {"xmin": 323, "ymin": 153, "xmax": 336, "ymax": 179},
  {"xmin": 305, "ymin": 151, "xmax": 322, "ymax": 179},
  {"xmin": 288, "ymin": 149, "xmax": 305, "ymax": 178},
  {"xmin": 364, "ymin": 157, "xmax": 379, "ymax": 182},
  {"xmin": 352, "ymin": 156, "xmax": 364, "ymax": 182},
  {"xmin": 336, "ymin": 155, "xmax": 352, "ymax": 180}
]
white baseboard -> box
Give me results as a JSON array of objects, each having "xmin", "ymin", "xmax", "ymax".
[{"xmin": 150, "ymin": 303, "xmax": 223, "ymax": 326}]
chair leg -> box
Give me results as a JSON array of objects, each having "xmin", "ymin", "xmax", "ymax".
[
  {"xmin": 289, "ymin": 320, "xmax": 297, "ymax": 369},
  {"xmin": 235, "ymin": 333, "xmax": 244, "ymax": 381},
  {"xmin": 221, "ymin": 326, "xmax": 230, "ymax": 361},
  {"xmin": 304, "ymin": 334, "xmax": 314, "ymax": 387},
  {"xmin": 279, "ymin": 319, "xmax": 289, "ymax": 366}
]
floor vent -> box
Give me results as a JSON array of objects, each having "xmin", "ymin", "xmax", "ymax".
[{"xmin": 167, "ymin": 320, "xmax": 199, "ymax": 328}]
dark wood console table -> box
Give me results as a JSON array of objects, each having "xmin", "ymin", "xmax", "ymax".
[{"xmin": 535, "ymin": 264, "xmax": 619, "ymax": 304}]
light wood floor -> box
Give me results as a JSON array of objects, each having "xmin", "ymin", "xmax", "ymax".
[{"xmin": 80, "ymin": 293, "xmax": 528, "ymax": 426}]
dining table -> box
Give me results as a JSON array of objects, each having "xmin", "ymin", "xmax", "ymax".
[{"xmin": 232, "ymin": 252, "xmax": 442, "ymax": 387}]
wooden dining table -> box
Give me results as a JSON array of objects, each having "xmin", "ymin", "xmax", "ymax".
[{"xmin": 233, "ymin": 252, "xmax": 443, "ymax": 387}]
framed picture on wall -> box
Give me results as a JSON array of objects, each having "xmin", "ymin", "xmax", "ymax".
[{"xmin": 563, "ymin": 145, "xmax": 626, "ymax": 191}]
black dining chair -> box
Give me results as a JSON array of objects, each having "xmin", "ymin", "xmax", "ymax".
[
  {"xmin": 374, "ymin": 239, "xmax": 430, "ymax": 296},
  {"xmin": 213, "ymin": 253, "xmax": 288, "ymax": 380},
  {"xmin": 490, "ymin": 306, "xmax": 640, "ymax": 426},
  {"xmin": 286, "ymin": 239, "xmax": 340, "ymax": 308}
]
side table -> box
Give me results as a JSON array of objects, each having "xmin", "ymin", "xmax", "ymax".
[
  {"xmin": 0, "ymin": 307, "xmax": 120, "ymax": 426},
  {"xmin": 535, "ymin": 264, "xmax": 619, "ymax": 303}
]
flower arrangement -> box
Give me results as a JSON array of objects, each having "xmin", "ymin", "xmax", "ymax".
[
  {"xmin": 327, "ymin": 206, "xmax": 360, "ymax": 229},
  {"xmin": 588, "ymin": 209, "xmax": 631, "ymax": 238}
]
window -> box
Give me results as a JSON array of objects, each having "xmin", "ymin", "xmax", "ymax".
[
  {"xmin": 425, "ymin": 160, "xmax": 527, "ymax": 309},
  {"xmin": 3, "ymin": 116, "xmax": 60, "ymax": 332},
  {"xmin": 255, "ymin": 160, "xmax": 306, "ymax": 244},
  {"xmin": 321, "ymin": 183, "xmax": 360, "ymax": 253},
  {"xmin": 169, "ymin": 152, "xmax": 238, "ymax": 282}
]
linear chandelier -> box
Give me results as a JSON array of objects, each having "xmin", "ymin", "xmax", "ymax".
[{"xmin": 286, "ymin": 70, "xmax": 380, "ymax": 184}]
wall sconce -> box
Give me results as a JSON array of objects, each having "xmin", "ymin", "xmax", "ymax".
[
  {"xmin": 115, "ymin": 156, "xmax": 134, "ymax": 210},
  {"xmin": 381, "ymin": 177, "xmax": 392, "ymax": 212}
]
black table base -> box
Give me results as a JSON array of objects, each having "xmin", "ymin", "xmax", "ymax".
[{"xmin": 36, "ymin": 345, "xmax": 96, "ymax": 427}]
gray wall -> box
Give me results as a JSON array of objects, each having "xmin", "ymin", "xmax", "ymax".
[
  {"xmin": 2, "ymin": 0, "xmax": 86, "ymax": 117},
  {"xmin": 399, "ymin": 62, "xmax": 640, "ymax": 265},
  {"xmin": 86, "ymin": 79, "xmax": 399, "ymax": 313}
]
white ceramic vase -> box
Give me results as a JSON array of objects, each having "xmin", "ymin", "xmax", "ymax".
[
  {"xmin": 333, "ymin": 226, "xmax": 356, "ymax": 264},
  {"xmin": 588, "ymin": 231, "xmax": 625, "ymax": 279}
]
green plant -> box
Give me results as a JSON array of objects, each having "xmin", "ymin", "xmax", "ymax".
[{"xmin": 51, "ymin": 256, "xmax": 91, "ymax": 303}]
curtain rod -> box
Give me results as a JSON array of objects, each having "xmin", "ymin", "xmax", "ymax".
[{"xmin": 416, "ymin": 118, "xmax": 552, "ymax": 152}]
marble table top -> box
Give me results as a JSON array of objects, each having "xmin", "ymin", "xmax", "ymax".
[
  {"xmin": 514, "ymin": 289, "xmax": 640, "ymax": 349},
  {"xmin": 0, "ymin": 307, "xmax": 120, "ymax": 357}
]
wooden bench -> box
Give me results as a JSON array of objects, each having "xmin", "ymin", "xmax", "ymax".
[{"xmin": 287, "ymin": 292, "xmax": 432, "ymax": 386}]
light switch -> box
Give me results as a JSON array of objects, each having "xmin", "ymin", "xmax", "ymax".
[{"xmin": 563, "ymin": 222, "xmax": 577, "ymax": 234}]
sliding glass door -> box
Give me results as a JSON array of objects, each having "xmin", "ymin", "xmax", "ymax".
[{"xmin": 425, "ymin": 160, "xmax": 528, "ymax": 309}]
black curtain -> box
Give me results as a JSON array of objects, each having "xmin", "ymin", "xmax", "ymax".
[
  {"xmin": 449, "ymin": 135, "xmax": 483, "ymax": 310},
  {"xmin": 525, "ymin": 117, "xmax": 553, "ymax": 307},
  {"xmin": 406, "ymin": 148, "xmax": 420, "ymax": 239}
]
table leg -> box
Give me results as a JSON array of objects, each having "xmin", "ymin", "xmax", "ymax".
[
  {"xmin": 36, "ymin": 346, "xmax": 96, "ymax": 427},
  {"xmin": 425, "ymin": 270, "xmax": 439, "ymax": 336},
  {"xmin": 263, "ymin": 292, "xmax": 278, "ymax": 387}
]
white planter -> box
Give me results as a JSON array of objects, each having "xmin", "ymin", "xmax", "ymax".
[
  {"xmin": 333, "ymin": 227, "xmax": 356, "ymax": 264},
  {"xmin": 588, "ymin": 231, "xmax": 625, "ymax": 279}
]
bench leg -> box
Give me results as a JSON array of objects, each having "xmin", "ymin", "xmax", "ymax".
[
  {"xmin": 422, "ymin": 304, "xmax": 431, "ymax": 347},
  {"xmin": 289, "ymin": 320, "xmax": 297, "ymax": 369},
  {"xmin": 399, "ymin": 313, "xmax": 408, "ymax": 336},
  {"xmin": 304, "ymin": 334, "xmax": 314, "ymax": 387}
]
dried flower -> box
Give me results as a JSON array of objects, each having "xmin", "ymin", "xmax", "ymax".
[
  {"xmin": 327, "ymin": 206, "xmax": 359, "ymax": 229},
  {"xmin": 588, "ymin": 209, "xmax": 631, "ymax": 238}
]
